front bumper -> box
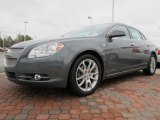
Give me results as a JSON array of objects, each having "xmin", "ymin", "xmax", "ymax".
[
  {"xmin": 4, "ymin": 47, "xmax": 75, "ymax": 88},
  {"xmin": 6, "ymin": 75, "xmax": 65, "ymax": 88},
  {"xmin": 5, "ymin": 58, "xmax": 69, "ymax": 88}
]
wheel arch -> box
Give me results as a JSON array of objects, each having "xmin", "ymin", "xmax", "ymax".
[
  {"xmin": 151, "ymin": 51, "xmax": 157, "ymax": 61},
  {"xmin": 67, "ymin": 50, "xmax": 105, "ymax": 86}
]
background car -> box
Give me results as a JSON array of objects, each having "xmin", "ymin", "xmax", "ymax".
[
  {"xmin": 4, "ymin": 23, "xmax": 158, "ymax": 96},
  {"xmin": 157, "ymin": 48, "xmax": 160, "ymax": 64},
  {"xmin": 0, "ymin": 47, "xmax": 9, "ymax": 52},
  {"xmin": 0, "ymin": 47, "xmax": 4, "ymax": 52}
]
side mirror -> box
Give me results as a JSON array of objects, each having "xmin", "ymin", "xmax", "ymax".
[{"xmin": 107, "ymin": 30, "xmax": 126, "ymax": 39}]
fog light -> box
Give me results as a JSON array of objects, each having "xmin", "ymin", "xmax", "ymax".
[{"xmin": 34, "ymin": 74, "xmax": 41, "ymax": 81}]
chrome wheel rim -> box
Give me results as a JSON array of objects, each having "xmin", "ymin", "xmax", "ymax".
[
  {"xmin": 150, "ymin": 57, "xmax": 156, "ymax": 73},
  {"xmin": 76, "ymin": 59, "xmax": 99, "ymax": 92}
]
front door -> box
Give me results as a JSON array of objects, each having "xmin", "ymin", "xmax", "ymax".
[{"xmin": 106, "ymin": 25, "xmax": 135, "ymax": 74}]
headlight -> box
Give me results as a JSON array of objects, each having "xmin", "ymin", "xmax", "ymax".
[{"xmin": 28, "ymin": 42, "xmax": 64, "ymax": 58}]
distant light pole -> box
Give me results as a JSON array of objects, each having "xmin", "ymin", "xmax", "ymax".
[
  {"xmin": 34, "ymin": 36, "xmax": 37, "ymax": 39},
  {"xmin": 112, "ymin": 0, "xmax": 115, "ymax": 23},
  {"xmin": 0, "ymin": 31, "xmax": 4, "ymax": 48},
  {"xmin": 88, "ymin": 16, "xmax": 93, "ymax": 25},
  {"xmin": 24, "ymin": 21, "xmax": 29, "ymax": 41}
]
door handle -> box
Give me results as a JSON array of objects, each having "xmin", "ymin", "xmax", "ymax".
[{"xmin": 130, "ymin": 42, "xmax": 135, "ymax": 46}]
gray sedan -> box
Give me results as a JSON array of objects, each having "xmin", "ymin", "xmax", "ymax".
[{"xmin": 4, "ymin": 23, "xmax": 157, "ymax": 96}]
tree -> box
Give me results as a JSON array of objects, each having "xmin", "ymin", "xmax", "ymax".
[
  {"xmin": 0, "ymin": 37, "xmax": 2, "ymax": 47},
  {"xmin": 14, "ymin": 34, "xmax": 24, "ymax": 43},
  {"xmin": 0, "ymin": 34, "xmax": 33, "ymax": 48},
  {"xmin": 14, "ymin": 34, "xmax": 32, "ymax": 43},
  {"xmin": 25, "ymin": 35, "xmax": 32, "ymax": 41},
  {"xmin": 3, "ymin": 36, "xmax": 14, "ymax": 48}
]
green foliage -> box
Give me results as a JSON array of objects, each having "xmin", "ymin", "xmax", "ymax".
[
  {"xmin": 14, "ymin": 34, "xmax": 32, "ymax": 43},
  {"xmin": 26, "ymin": 35, "xmax": 32, "ymax": 41},
  {"xmin": 3, "ymin": 36, "xmax": 14, "ymax": 48},
  {"xmin": 0, "ymin": 34, "xmax": 32, "ymax": 48},
  {"xmin": 0, "ymin": 38, "xmax": 2, "ymax": 47}
]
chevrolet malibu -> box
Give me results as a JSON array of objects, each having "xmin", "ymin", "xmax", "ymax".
[{"xmin": 4, "ymin": 23, "xmax": 157, "ymax": 96}]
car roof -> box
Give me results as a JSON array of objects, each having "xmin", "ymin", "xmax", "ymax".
[{"xmin": 109, "ymin": 23, "xmax": 133, "ymax": 27}]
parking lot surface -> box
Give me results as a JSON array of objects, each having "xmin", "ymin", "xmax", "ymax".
[{"xmin": 0, "ymin": 70, "xmax": 160, "ymax": 120}]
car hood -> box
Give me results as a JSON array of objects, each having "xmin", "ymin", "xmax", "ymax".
[
  {"xmin": 10, "ymin": 38, "xmax": 61, "ymax": 48},
  {"xmin": 10, "ymin": 37, "xmax": 96, "ymax": 49}
]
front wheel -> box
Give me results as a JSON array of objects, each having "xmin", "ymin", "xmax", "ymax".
[
  {"xmin": 143, "ymin": 54, "xmax": 156, "ymax": 75},
  {"xmin": 68, "ymin": 54, "xmax": 102, "ymax": 96}
]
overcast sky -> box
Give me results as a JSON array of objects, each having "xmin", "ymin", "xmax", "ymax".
[{"xmin": 0, "ymin": 0, "xmax": 160, "ymax": 44}]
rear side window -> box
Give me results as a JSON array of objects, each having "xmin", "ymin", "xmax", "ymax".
[
  {"xmin": 128, "ymin": 27, "xmax": 143, "ymax": 40},
  {"xmin": 110, "ymin": 25, "xmax": 130, "ymax": 39},
  {"xmin": 141, "ymin": 33, "xmax": 146, "ymax": 40}
]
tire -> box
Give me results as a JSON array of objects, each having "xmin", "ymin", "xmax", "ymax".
[
  {"xmin": 143, "ymin": 54, "xmax": 156, "ymax": 75},
  {"xmin": 68, "ymin": 54, "xmax": 102, "ymax": 96}
]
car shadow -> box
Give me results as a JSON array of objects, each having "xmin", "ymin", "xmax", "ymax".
[
  {"xmin": 16, "ymin": 86, "xmax": 72, "ymax": 98},
  {"xmin": 99, "ymin": 71, "xmax": 144, "ymax": 88},
  {"xmin": 157, "ymin": 63, "xmax": 160, "ymax": 68}
]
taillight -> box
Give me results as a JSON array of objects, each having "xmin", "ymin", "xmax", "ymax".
[{"xmin": 158, "ymin": 50, "xmax": 160, "ymax": 55}]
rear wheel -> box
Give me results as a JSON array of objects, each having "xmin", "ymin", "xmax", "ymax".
[
  {"xmin": 143, "ymin": 54, "xmax": 156, "ymax": 75},
  {"xmin": 68, "ymin": 54, "xmax": 102, "ymax": 96}
]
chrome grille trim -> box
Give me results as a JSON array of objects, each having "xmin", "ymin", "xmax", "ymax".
[{"xmin": 9, "ymin": 48, "xmax": 24, "ymax": 53}]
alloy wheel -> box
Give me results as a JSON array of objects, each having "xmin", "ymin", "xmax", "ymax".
[
  {"xmin": 76, "ymin": 59, "xmax": 99, "ymax": 92},
  {"xmin": 150, "ymin": 56, "xmax": 156, "ymax": 73}
]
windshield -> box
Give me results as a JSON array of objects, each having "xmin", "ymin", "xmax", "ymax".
[{"xmin": 62, "ymin": 24, "xmax": 109, "ymax": 38}]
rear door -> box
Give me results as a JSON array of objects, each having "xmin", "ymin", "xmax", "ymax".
[{"xmin": 128, "ymin": 27, "xmax": 149, "ymax": 67}]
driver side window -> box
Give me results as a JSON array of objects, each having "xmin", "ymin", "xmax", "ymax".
[{"xmin": 111, "ymin": 25, "xmax": 130, "ymax": 39}]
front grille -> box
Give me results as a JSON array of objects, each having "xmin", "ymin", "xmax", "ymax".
[
  {"xmin": 6, "ymin": 72, "xmax": 16, "ymax": 79},
  {"xmin": 9, "ymin": 48, "xmax": 24, "ymax": 53},
  {"xmin": 5, "ymin": 48, "xmax": 24, "ymax": 66},
  {"xmin": 5, "ymin": 58, "xmax": 17, "ymax": 66}
]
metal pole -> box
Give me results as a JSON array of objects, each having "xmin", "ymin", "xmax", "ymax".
[
  {"xmin": 90, "ymin": 18, "xmax": 92, "ymax": 25},
  {"xmin": 88, "ymin": 16, "xmax": 92, "ymax": 25},
  {"xmin": 112, "ymin": 0, "xmax": 115, "ymax": 23},
  {"xmin": 24, "ymin": 23, "xmax": 26, "ymax": 41},
  {"xmin": 24, "ymin": 22, "xmax": 28, "ymax": 41},
  {"xmin": 3, "ymin": 39, "xmax": 4, "ymax": 49}
]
